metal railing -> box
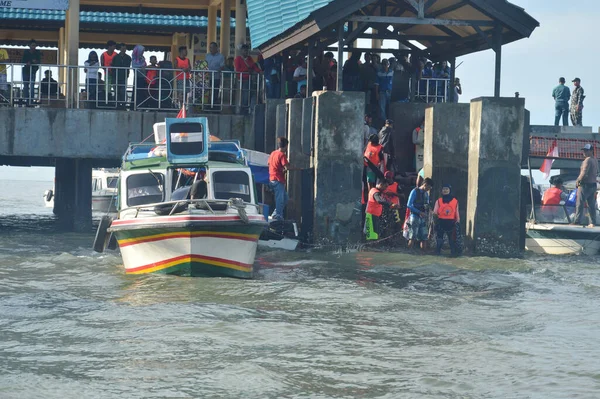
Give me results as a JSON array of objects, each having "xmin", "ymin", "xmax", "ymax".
[
  {"xmin": 412, "ymin": 77, "xmax": 451, "ymax": 103},
  {"xmin": 0, "ymin": 63, "xmax": 265, "ymax": 113}
]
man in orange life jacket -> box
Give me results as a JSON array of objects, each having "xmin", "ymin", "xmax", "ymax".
[
  {"xmin": 432, "ymin": 184, "xmax": 460, "ymax": 255},
  {"xmin": 542, "ymin": 177, "xmax": 567, "ymax": 220},
  {"xmin": 364, "ymin": 134, "xmax": 384, "ymax": 190},
  {"xmin": 175, "ymin": 46, "xmax": 192, "ymax": 105},
  {"xmin": 101, "ymin": 40, "xmax": 118, "ymax": 97},
  {"xmin": 365, "ymin": 181, "xmax": 399, "ymax": 241},
  {"xmin": 383, "ymin": 170, "xmax": 403, "ymax": 235}
]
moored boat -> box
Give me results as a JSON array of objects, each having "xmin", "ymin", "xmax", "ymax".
[{"xmin": 99, "ymin": 117, "xmax": 267, "ymax": 278}]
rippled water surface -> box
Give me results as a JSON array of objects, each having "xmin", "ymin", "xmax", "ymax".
[{"xmin": 1, "ymin": 180, "xmax": 600, "ymax": 398}]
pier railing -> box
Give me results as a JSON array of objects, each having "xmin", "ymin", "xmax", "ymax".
[
  {"xmin": 0, "ymin": 63, "xmax": 265, "ymax": 112},
  {"xmin": 529, "ymin": 136, "xmax": 599, "ymax": 160},
  {"xmin": 413, "ymin": 77, "xmax": 452, "ymax": 103}
]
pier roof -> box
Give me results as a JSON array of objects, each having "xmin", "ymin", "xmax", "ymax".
[{"xmin": 249, "ymin": 0, "xmax": 539, "ymax": 60}]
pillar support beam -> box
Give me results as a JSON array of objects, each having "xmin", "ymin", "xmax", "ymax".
[
  {"xmin": 220, "ymin": 0, "xmax": 232, "ymax": 58},
  {"xmin": 65, "ymin": 0, "xmax": 80, "ymax": 108},
  {"xmin": 235, "ymin": 0, "xmax": 247, "ymax": 56},
  {"xmin": 207, "ymin": 5, "xmax": 218, "ymax": 46}
]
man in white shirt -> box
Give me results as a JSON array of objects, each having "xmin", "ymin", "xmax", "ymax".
[
  {"xmin": 205, "ymin": 42, "xmax": 225, "ymax": 106},
  {"xmin": 293, "ymin": 58, "xmax": 314, "ymax": 97}
]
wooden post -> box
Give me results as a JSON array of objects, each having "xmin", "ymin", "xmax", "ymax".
[
  {"xmin": 337, "ymin": 21, "xmax": 344, "ymax": 91},
  {"xmin": 449, "ymin": 56, "xmax": 456, "ymax": 102},
  {"xmin": 207, "ymin": 5, "xmax": 218, "ymax": 46},
  {"xmin": 65, "ymin": 0, "xmax": 79, "ymax": 108},
  {"xmin": 220, "ymin": 0, "xmax": 232, "ymax": 58},
  {"xmin": 235, "ymin": 0, "xmax": 247, "ymax": 56},
  {"xmin": 493, "ymin": 25, "xmax": 502, "ymax": 98},
  {"xmin": 306, "ymin": 40, "xmax": 315, "ymax": 96}
]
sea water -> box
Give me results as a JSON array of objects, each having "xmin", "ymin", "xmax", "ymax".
[{"xmin": 0, "ymin": 178, "xmax": 599, "ymax": 398}]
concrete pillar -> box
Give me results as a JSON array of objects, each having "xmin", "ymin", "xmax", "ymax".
[
  {"xmin": 58, "ymin": 27, "xmax": 67, "ymax": 90},
  {"xmin": 275, "ymin": 103, "xmax": 287, "ymax": 143},
  {"xmin": 313, "ymin": 91, "xmax": 365, "ymax": 243},
  {"xmin": 234, "ymin": 0, "xmax": 247, "ymax": 56},
  {"xmin": 286, "ymin": 98, "xmax": 310, "ymax": 223},
  {"xmin": 388, "ymin": 102, "xmax": 428, "ymax": 172},
  {"xmin": 220, "ymin": 0, "xmax": 232, "ymax": 58},
  {"xmin": 466, "ymin": 97, "xmax": 525, "ymax": 256},
  {"xmin": 54, "ymin": 158, "xmax": 76, "ymax": 225},
  {"xmin": 208, "ymin": 6, "xmax": 218, "ymax": 46},
  {"xmin": 74, "ymin": 159, "xmax": 93, "ymax": 232},
  {"xmin": 65, "ymin": 0, "xmax": 80, "ymax": 107},
  {"xmin": 423, "ymin": 103, "xmax": 470, "ymax": 235},
  {"xmin": 53, "ymin": 158, "xmax": 92, "ymax": 232},
  {"xmin": 265, "ymin": 99, "xmax": 285, "ymax": 152}
]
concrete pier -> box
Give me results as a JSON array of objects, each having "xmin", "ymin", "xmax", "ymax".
[
  {"xmin": 466, "ymin": 97, "xmax": 525, "ymax": 257},
  {"xmin": 313, "ymin": 91, "xmax": 365, "ymax": 243},
  {"xmin": 389, "ymin": 103, "xmax": 428, "ymax": 172},
  {"xmin": 423, "ymin": 103, "xmax": 471, "ymax": 234},
  {"xmin": 286, "ymin": 98, "xmax": 310, "ymax": 224},
  {"xmin": 54, "ymin": 158, "xmax": 92, "ymax": 232},
  {"xmin": 264, "ymin": 99, "xmax": 285, "ymax": 152}
]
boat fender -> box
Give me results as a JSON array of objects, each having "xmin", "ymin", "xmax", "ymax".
[
  {"xmin": 230, "ymin": 198, "xmax": 249, "ymax": 223},
  {"xmin": 93, "ymin": 215, "xmax": 113, "ymax": 253},
  {"xmin": 106, "ymin": 233, "xmax": 118, "ymax": 250},
  {"xmin": 45, "ymin": 189, "xmax": 54, "ymax": 202}
]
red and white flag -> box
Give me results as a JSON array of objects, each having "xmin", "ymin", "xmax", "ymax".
[
  {"xmin": 539, "ymin": 140, "xmax": 558, "ymax": 180},
  {"xmin": 176, "ymin": 104, "xmax": 187, "ymax": 119}
]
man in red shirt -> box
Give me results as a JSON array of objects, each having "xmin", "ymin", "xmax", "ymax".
[
  {"xmin": 234, "ymin": 44, "xmax": 261, "ymax": 111},
  {"xmin": 268, "ymin": 136, "xmax": 292, "ymax": 221}
]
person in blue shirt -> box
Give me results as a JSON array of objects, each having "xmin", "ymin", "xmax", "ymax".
[
  {"xmin": 375, "ymin": 59, "xmax": 394, "ymax": 121},
  {"xmin": 552, "ymin": 77, "xmax": 571, "ymax": 126},
  {"xmin": 406, "ymin": 177, "xmax": 433, "ymax": 250}
]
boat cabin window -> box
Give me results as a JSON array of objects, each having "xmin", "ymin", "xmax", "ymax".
[
  {"xmin": 93, "ymin": 178, "xmax": 101, "ymax": 191},
  {"xmin": 126, "ymin": 173, "xmax": 164, "ymax": 206},
  {"xmin": 107, "ymin": 177, "xmax": 118, "ymax": 189},
  {"xmin": 212, "ymin": 171, "xmax": 251, "ymax": 203},
  {"xmin": 529, "ymin": 205, "xmax": 572, "ymax": 224},
  {"xmin": 169, "ymin": 122, "xmax": 204, "ymax": 156}
]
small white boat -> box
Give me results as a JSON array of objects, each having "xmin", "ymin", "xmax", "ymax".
[
  {"xmin": 96, "ymin": 117, "xmax": 268, "ymax": 278},
  {"xmin": 42, "ymin": 169, "xmax": 119, "ymax": 213},
  {"xmin": 91, "ymin": 169, "xmax": 119, "ymax": 213},
  {"xmin": 526, "ymin": 220, "xmax": 600, "ymax": 255}
]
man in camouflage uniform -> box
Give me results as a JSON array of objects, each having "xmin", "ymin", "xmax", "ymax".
[{"xmin": 570, "ymin": 77, "xmax": 585, "ymax": 126}]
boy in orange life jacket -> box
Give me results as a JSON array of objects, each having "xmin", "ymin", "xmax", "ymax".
[
  {"xmin": 101, "ymin": 40, "xmax": 118, "ymax": 94},
  {"xmin": 175, "ymin": 46, "xmax": 192, "ymax": 105},
  {"xmin": 364, "ymin": 134, "xmax": 384, "ymax": 190},
  {"xmin": 365, "ymin": 181, "xmax": 399, "ymax": 240},
  {"xmin": 433, "ymin": 184, "xmax": 460, "ymax": 256}
]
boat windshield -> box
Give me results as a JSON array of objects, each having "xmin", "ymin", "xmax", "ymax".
[
  {"xmin": 126, "ymin": 173, "xmax": 165, "ymax": 206},
  {"xmin": 528, "ymin": 204, "xmax": 573, "ymax": 224},
  {"xmin": 212, "ymin": 171, "xmax": 251, "ymax": 203}
]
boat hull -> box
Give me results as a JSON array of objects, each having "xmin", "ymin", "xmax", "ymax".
[
  {"xmin": 109, "ymin": 215, "xmax": 266, "ymax": 278},
  {"xmin": 526, "ymin": 223, "xmax": 600, "ymax": 255}
]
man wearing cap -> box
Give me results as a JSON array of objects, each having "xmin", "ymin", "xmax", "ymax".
[
  {"xmin": 570, "ymin": 78, "xmax": 585, "ymax": 126},
  {"xmin": 378, "ymin": 119, "xmax": 395, "ymax": 173},
  {"xmin": 573, "ymin": 143, "xmax": 598, "ymax": 227},
  {"xmin": 552, "ymin": 77, "xmax": 570, "ymax": 126}
]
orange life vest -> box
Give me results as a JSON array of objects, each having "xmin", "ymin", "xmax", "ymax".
[
  {"xmin": 542, "ymin": 187, "xmax": 562, "ymax": 206},
  {"xmin": 101, "ymin": 51, "xmax": 118, "ymax": 71},
  {"xmin": 364, "ymin": 143, "xmax": 383, "ymax": 167},
  {"xmin": 175, "ymin": 57, "xmax": 191, "ymax": 80},
  {"xmin": 437, "ymin": 198, "xmax": 458, "ymax": 220},
  {"xmin": 385, "ymin": 182, "xmax": 400, "ymax": 205},
  {"xmin": 366, "ymin": 188, "xmax": 384, "ymax": 217}
]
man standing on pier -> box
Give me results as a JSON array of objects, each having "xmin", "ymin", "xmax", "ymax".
[
  {"xmin": 573, "ymin": 144, "xmax": 598, "ymax": 227},
  {"xmin": 552, "ymin": 77, "xmax": 570, "ymax": 126},
  {"xmin": 570, "ymin": 78, "xmax": 585, "ymax": 126},
  {"xmin": 268, "ymin": 137, "xmax": 293, "ymax": 221}
]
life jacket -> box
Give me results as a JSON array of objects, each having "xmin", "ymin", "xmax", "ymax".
[
  {"xmin": 414, "ymin": 126, "xmax": 421, "ymax": 150},
  {"xmin": 175, "ymin": 57, "xmax": 191, "ymax": 80},
  {"xmin": 146, "ymin": 68, "xmax": 158, "ymax": 85},
  {"xmin": 364, "ymin": 143, "xmax": 383, "ymax": 167},
  {"xmin": 437, "ymin": 198, "xmax": 458, "ymax": 220},
  {"xmin": 385, "ymin": 182, "xmax": 400, "ymax": 205},
  {"xmin": 542, "ymin": 187, "xmax": 562, "ymax": 206},
  {"xmin": 366, "ymin": 188, "xmax": 384, "ymax": 217},
  {"xmin": 101, "ymin": 51, "xmax": 118, "ymax": 71}
]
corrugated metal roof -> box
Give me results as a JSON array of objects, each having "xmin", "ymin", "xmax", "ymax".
[
  {"xmin": 0, "ymin": 8, "xmax": 237, "ymax": 28},
  {"xmin": 247, "ymin": 0, "xmax": 334, "ymax": 48}
]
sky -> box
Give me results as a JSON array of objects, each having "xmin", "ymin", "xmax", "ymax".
[{"xmin": 0, "ymin": 0, "xmax": 595, "ymax": 182}]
